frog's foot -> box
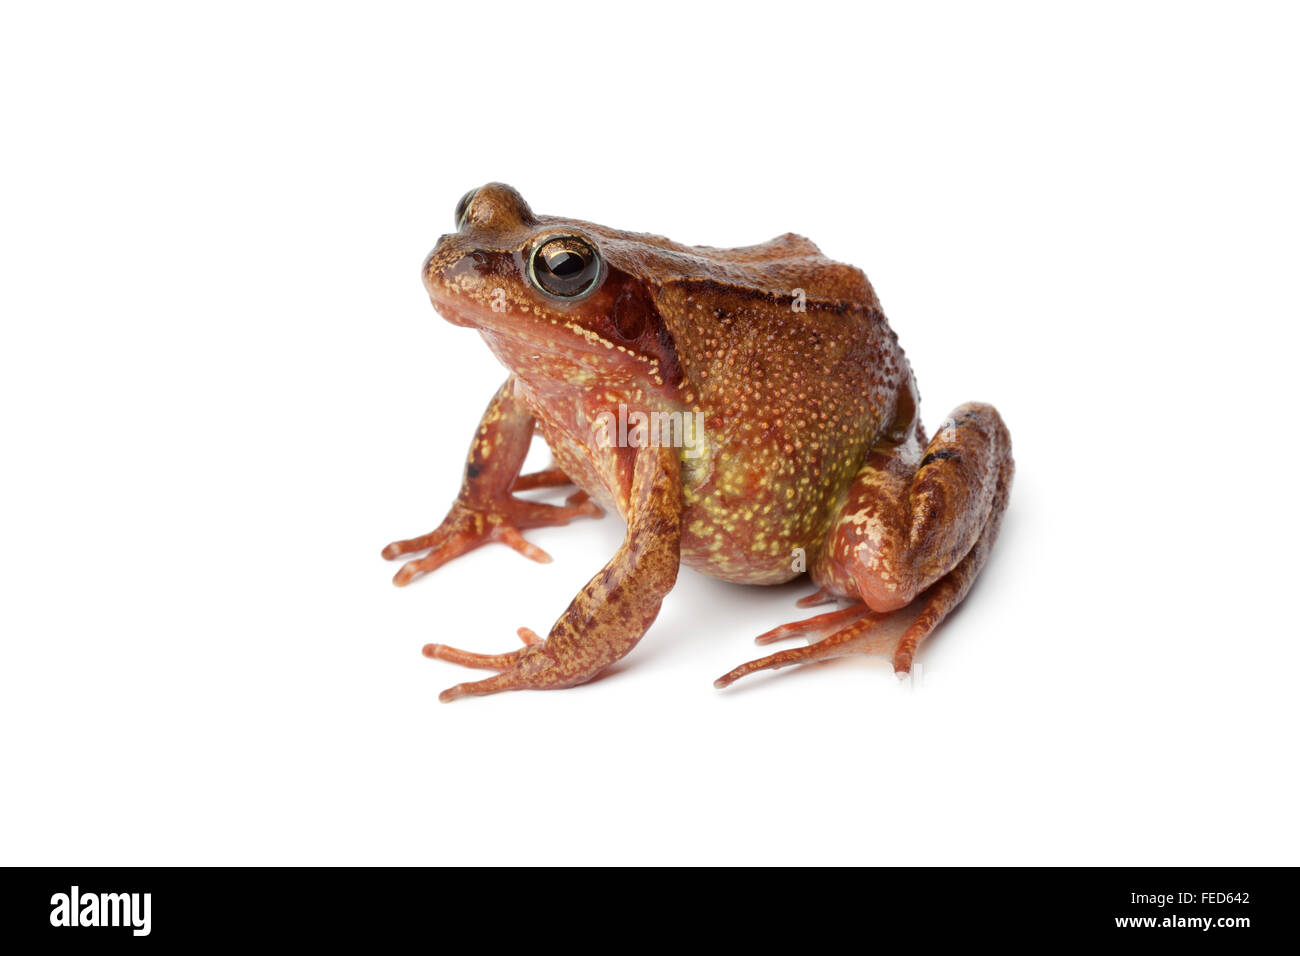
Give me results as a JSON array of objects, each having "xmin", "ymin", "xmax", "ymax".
[
  {"xmin": 423, "ymin": 627, "xmax": 579, "ymax": 702},
  {"xmin": 714, "ymin": 598, "xmax": 923, "ymax": 688},
  {"xmin": 382, "ymin": 493, "xmax": 603, "ymax": 586}
]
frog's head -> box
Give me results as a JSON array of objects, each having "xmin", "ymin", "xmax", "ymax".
[{"xmin": 422, "ymin": 183, "xmax": 682, "ymax": 396}]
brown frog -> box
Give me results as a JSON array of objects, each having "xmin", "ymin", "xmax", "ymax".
[{"xmin": 383, "ymin": 184, "xmax": 1013, "ymax": 701}]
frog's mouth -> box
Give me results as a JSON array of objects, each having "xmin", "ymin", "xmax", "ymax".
[
  {"xmin": 428, "ymin": 291, "xmax": 634, "ymax": 360},
  {"xmin": 476, "ymin": 321, "xmax": 651, "ymax": 379},
  {"xmin": 425, "ymin": 294, "xmax": 480, "ymax": 330}
]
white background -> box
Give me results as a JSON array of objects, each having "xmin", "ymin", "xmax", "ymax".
[{"xmin": 2, "ymin": 2, "xmax": 1297, "ymax": 865}]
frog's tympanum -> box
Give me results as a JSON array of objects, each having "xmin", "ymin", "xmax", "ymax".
[{"xmin": 383, "ymin": 184, "xmax": 1013, "ymax": 701}]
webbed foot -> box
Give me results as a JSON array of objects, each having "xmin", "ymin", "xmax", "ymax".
[{"xmin": 382, "ymin": 491, "xmax": 602, "ymax": 586}]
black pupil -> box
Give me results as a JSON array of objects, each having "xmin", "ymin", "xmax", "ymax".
[
  {"xmin": 546, "ymin": 250, "xmax": 585, "ymax": 276},
  {"xmin": 532, "ymin": 237, "xmax": 598, "ymax": 297}
]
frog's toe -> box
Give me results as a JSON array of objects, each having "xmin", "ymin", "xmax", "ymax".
[
  {"xmin": 495, "ymin": 526, "xmax": 554, "ymax": 564},
  {"xmin": 422, "ymin": 641, "xmax": 528, "ymax": 672},
  {"xmin": 390, "ymin": 529, "xmax": 491, "ymax": 585},
  {"xmin": 422, "ymin": 626, "xmax": 540, "ymax": 674},
  {"xmin": 795, "ymin": 588, "xmax": 838, "ymax": 608},
  {"xmin": 381, "ymin": 528, "xmax": 447, "ymax": 561},
  {"xmin": 752, "ymin": 603, "xmax": 874, "ymax": 645},
  {"xmin": 509, "ymin": 493, "xmax": 603, "ymax": 525},
  {"xmin": 511, "ymin": 467, "xmax": 574, "ymax": 491}
]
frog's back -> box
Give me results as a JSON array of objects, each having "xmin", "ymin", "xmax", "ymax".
[{"xmin": 640, "ymin": 242, "xmax": 912, "ymax": 586}]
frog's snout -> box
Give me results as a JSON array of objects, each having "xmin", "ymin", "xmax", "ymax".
[
  {"xmin": 422, "ymin": 235, "xmax": 452, "ymax": 278},
  {"xmin": 422, "ymin": 234, "xmax": 468, "ymax": 290}
]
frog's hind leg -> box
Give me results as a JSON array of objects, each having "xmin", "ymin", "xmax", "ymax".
[
  {"xmin": 716, "ymin": 402, "xmax": 1013, "ymax": 688},
  {"xmin": 714, "ymin": 502, "xmax": 1003, "ymax": 687}
]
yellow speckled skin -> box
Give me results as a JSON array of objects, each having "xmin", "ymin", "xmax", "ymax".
[{"xmin": 382, "ymin": 184, "xmax": 1013, "ymax": 699}]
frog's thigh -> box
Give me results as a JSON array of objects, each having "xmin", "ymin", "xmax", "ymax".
[{"xmin": 826, "ymin": 402, "xmax": 1013, "ymax": 614}]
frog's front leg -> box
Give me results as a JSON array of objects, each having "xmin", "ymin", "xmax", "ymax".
[
  {"xmin": 381, "ymin": 377, "xmax": 601, "ymax": 586},
  {"xmin": 426, "ymin": 444, "xmax": 682, "ymax": 702},
  {"xmin": 717, "ymin": 402, "xmax": 1013, "ymax": 687}
]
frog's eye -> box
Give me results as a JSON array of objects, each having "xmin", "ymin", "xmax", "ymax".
[
  {"xmin": 454, "ymin": 189, "xmax": 477, "ymax": 230},
  {"xmin": 528, "ymin": 236, "xmax": 601, "ymax": 299}
]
